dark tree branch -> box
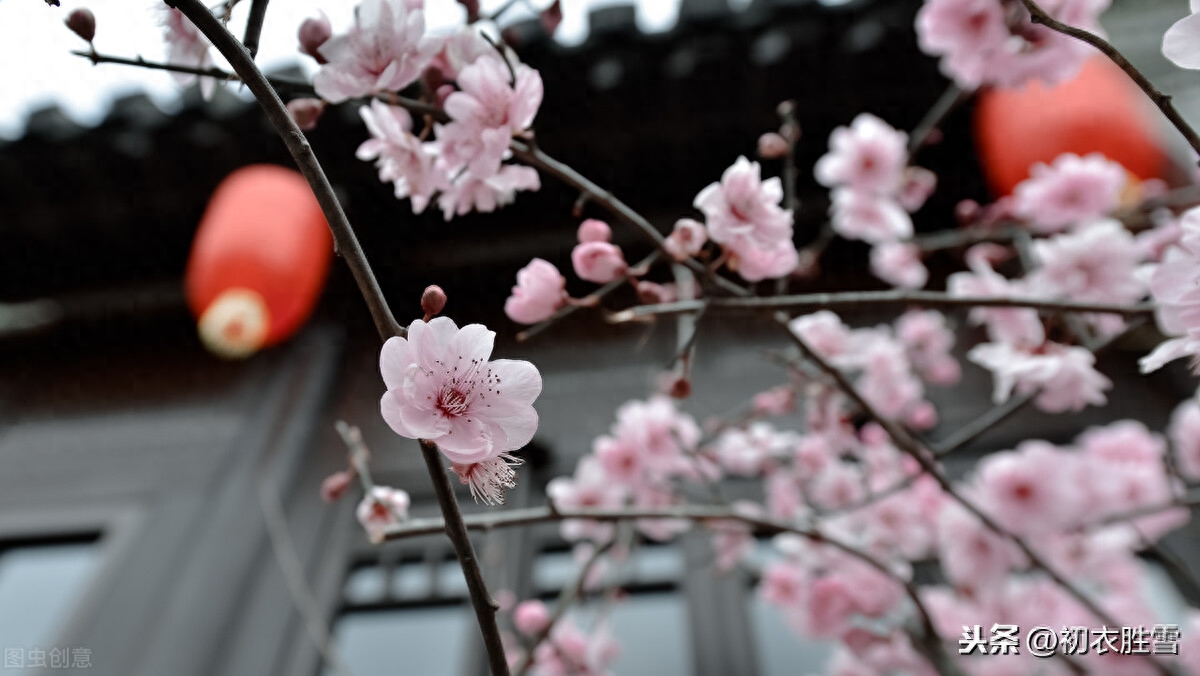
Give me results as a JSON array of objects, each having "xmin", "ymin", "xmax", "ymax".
[
  {"xmin": 907, "ymin": 83, "xmax": 973, "ymax": 157},
  {"xmin": 419, "ymin": 440, "xmax": 510, "ymax": 676},
  {"xmin": 161, "ymin": 3, "xmax": 508, "ymax": 672},
  {"xmin": 242, "ymin": 0, "xmax": 270, "ymax": 58},
  {"xmin": 1019, "ymin": 0, "xmax": 1200, "ymax": 161}
]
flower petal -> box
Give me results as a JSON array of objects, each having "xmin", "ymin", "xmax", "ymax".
[{"xmin": 1164, "ymin": 12, "xmax": 1200, "ymax": 70}]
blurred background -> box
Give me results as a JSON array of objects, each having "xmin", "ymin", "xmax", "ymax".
[{"xmin": 3, "ymin": 0, "xmax": 1200, "ymax": 675}]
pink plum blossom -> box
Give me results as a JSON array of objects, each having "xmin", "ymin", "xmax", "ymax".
[
  {"xmin": 1169, "ymin": 396, "xmax": 1200, "ymax": 481},
  {"xmin": 427, "ymin": 27, "xmax": 492, "ymax": 81},
  {"xmin": 546, "ymin": 456, "xmax": 627, "ymax": 543},
  {"xmin": 937, "ymin": 502, "xmax": 1019, "ymax": 587},
  {"xmin": 312, "ymin": 0, "xmax": 440, "ymax": 103},
  {"xmin": 948, "ymin": 244, "xmax": 1045, "ymax": 347},
  {"xmin": 809, "ymin": 462, "xmax": 865, "ymax": 510},
  {"xmin": 513, "ymin": 600, "xmax": 550, "ymax": 636},
  {"xmin": 1013, "ymin": 154, "xmax": 1127, "ymax": 233},
  {"xmin": 752, "ymin": 385, "xmax": 796, "ymax": 416},
  {"xmin": 974, "ymin": 440, "xmax": 1079, "ymax": 534},
  {"xmin": 693, "ymin": 156, "xmax": 793, "ymax": 251},
  {"xmin": 160, "ymin": 7, "xmax": 216, "ymax": 99},
  {"xmin": 298, "ymin": 13, "xmax": 333, "ymax": 62},
  {"xmin": 896, "ymin": 310, "xmax": 961, "ymax": 385},
  {"xmin": 531, "ymin": 617, "xmax": 619, "ymax": 676},
  {"xmin": 664, "ymin": 218, "xmax": 708, "ymax": 260},
  {"xmin": 438, "ymin": 165, "xmax": 540, "ymax": 220},
  {"xmin": 1031, "ymin": 219, "xmax": 1145, "ymax": 306},
  {"xmin": 576, "ymin": 219, "xmax": 612, "ymax": 243},
  {"xmin": 438, "ymin": 55, "xmax": 544, "ymax": 178},
  {"xmin": 815, "ymin": 114, "xmax": 909, "ymax": 195},
  {"xmin": 356, "ymin": 100, "xmax": 446, "ymax": 213},
  {"xmin": 379, "ymin": 317, "xmax": 542, "ymax": 469},
  {"xmin": 898, "ymin": 166, "xmax": 938, "ymax": 212},
  {"xmin": 713, "ymin": 422, "xmax": 798, "ymax": 477},
  {"xmin": 968, "ymin": 340, "xmax": 1112, "ymax": 413},
  {"xmin": 571, "ymin": 241, "xmax": 627, "ymax": 283},
  {"xmin": 829, "ymin": 188, "xmax": 913, "ymax": 244},
  {"xmin": 869, "ymin": 241, "xmax": 928, "ymax": 289},
  {"xmin": 1141, "ymin": 206, "xmax": 1200, "ymax": 373},
  {"xmin": 1163, "ymin": 0, "xmax": 1200, "ymax": 70},
  {"xmin": 916, "ymin": 0, "xmax": 1109, "ymax": 89},
  {"xmin": 505, "ymin": 258, "xmax": 567, "ymax": 325},
  {"xmin": 727, "ymin": 237, "xmax": 799, "ymax": 282},
  {"xmin": 356, "ymin": 485, "xmax": 411, "ymax": 542}
]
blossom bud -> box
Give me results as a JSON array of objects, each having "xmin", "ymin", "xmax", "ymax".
[
  {"xmin": 954, "ymin": 199, "xmax": 982, "ymax": 225},
  {"xmin": 320, "ymin": 471, "xmax": 354, "ymax": 503},
  {"xmin": 421, "ymin": 285, "xmax": 447, "ymax": 320},
  {"xmin": 757, "ymin": 132, "xmax": 790, "ymax": 160},
  {"xmin": 577, "ymin": 219, "xmax": 612, "ymax": 243},
  {"xmin": 907, "ymin": 401, "xmax": 938, "ymax": 430},
  {"xmin": 298, "ymin": 14, "xmax": 332, "ymax": 63},
  {"xmin": 65, "ymin": 8, "xmax": 95, "ymax": 43},
  {"xmin": 665, "ymin": 218, "xmax": 707, "ymax": 260},
  {"xmin": 513, "ymin": 600, "xmax": 550, "ymax": 635},
  {"xmin": 660, "ymin": 373, "xmax": 691, "ymax": 399},
  {"xmin": 571, "ymin": 241, "xmax": 627, "ymax": 284},
  {"xmin": 286, "ymin": 98, "xmax": 324, "ymax": 131}
]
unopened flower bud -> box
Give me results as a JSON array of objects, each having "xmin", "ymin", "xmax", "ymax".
[
  {"xmin": 955, "ymin": 199, "xmax": 982, "ymax": 225},
  {"xmin": 286, "ymin": 98, "xmax": 324, "ymax": 131},
  {"xmin": 65, "ymin": 8, "xmax": 96, "ymax": 43},
  {"xmin": 298, "ymin": 14, "xmax": 332, "ymax": 63},
  {"xmin": 421, "ymin": 285, "xmax": 447, "ymax": 320},
  {"xmin": 320, "ymin": 471, "xmax": 354, "ymax": 503},
  {"xmin": 513, "ymin": 600, "xmax": 550, "ymax": 635},
  {"xmin": 757, "ymin": 132, "xmax": 790, "ymax": 160},
  {"xmin": 577, "ymin": 219, "xmax": 612, "ymax": 243}
]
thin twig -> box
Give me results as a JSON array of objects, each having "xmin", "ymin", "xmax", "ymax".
[
  {"xmin": 515, "ymin": 251, "xmax": 661, "ymax": 343},
  {"xmin": 1019, "ymin": 0, "xmax": 1200, "ymax": 160},
  {"xmin": 907, "ymin": 83, "xmax": 973, "ymax": 157},
  {"xmin": 513, "ymin": 541, "xmax": 614, "ymax": 676},
  {"xmin": 607, "ymin": 291, "xmax": 1154, "ymax": 322}
]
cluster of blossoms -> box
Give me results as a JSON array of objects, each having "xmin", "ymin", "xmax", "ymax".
[
  {"xmin": 503, "ymin": 599, "xmax": 621, "ymax": 676},
  {"xmin": 161, "ymin": 0, "xmax": 544, "ymax": 220},
  {"xmin": 503, "ymin": 153, "xmax": 798, "ymax": 326},
  {"xmin": 815, "ymin": 114, "xmax": 936, "ymax": 289},
  {"xmin": 915, "ymin": 0, "xmax": 1111, "ymax": 89}
]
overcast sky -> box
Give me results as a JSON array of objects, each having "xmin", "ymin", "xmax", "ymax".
[{"xmin": 0, "ymin": 0, "xmax": 687, "ymax": 138}]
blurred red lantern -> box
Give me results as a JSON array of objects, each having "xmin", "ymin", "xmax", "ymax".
[
  {"xmin": 185, "ymin": 165, "xmax": 332, "ymax": 358},
  {"xmin": 974, "ymin": 57, "xmax": 1172, "ymax": 197}
]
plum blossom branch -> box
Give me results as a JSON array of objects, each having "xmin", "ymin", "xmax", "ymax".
[
  {"xmin": 515, "ymin": 251, "xmax": 661, "ymax": 343},
  {"xmin": 607, "ymin": 290, "xmax": 1154, "ymax": 322},
  {"xmin": 159, "ymin": 0, "xmax": 403, "ymax": 341},
  {"xmin": 513, "ymin": 540, "xmax": 614, "ymax": 676},
  {"xmin": 508, "ymin": 140, "xmax": 750, "ymax": 297},
  {"xmin": 771, "ymin": 311, "xmax": 1173, "ymax": 675},
  {"xmin": 906, "ymin": 83, "xmax": 973, "ymax": 157},
  {"xmin": 159, "ymin": 3, "xmax": 509, "ymax": 672},
  {"xmin": 242, "ymin": 0, "xmax": 269, "ymax": 58},
  {"xmin": 1018, "ymin": 0, "xmax": 1200, "ymax": 160},
  {"xmin": 382, "ymin": 502, "xmax": 962, "ymax": 673}
]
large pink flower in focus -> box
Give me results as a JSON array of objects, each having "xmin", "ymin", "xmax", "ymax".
[
  {"xmin": 356, "ymin": 100, "xmax": 446, "ymax": 213},
  {"xmin": 160, "ymin": 8, "xmax": 217, "ymax": 99},
  {"xmin": 379, "ymin": 317, "xmax": 542, "ymax": 463},
  {"xmin": 1013, "ymin": 154, "xmax": 1127, "ymax": 233},
  {"xmin": 815, "ymin": 113, "xmax": 909, "ymax": 195},
  {"xmin": 313, "ymin": 0, "xmax": 440, "ymax": 103},
  {"xmin": 694, "ymin": 156, "xmax": 794, "ymax": 251},
  {"xmin": 437, "ymin": 165, "xmax": 540, "ymax": 220}
]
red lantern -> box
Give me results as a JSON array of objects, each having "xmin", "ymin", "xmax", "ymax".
[
  {"xmin": 974, "ymin": 57, "xmax": 1172, "ymax": 197},
  {"xmin": 185, "ymin": 165, "xmax": 333, "ymax": 358}
]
